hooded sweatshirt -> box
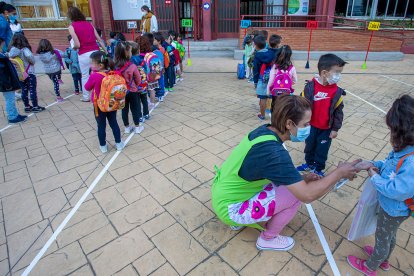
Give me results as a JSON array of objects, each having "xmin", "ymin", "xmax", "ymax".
[
  {"xmin": 253, "ymin": 48, "xmax": 275, "ymax": 84},
  {"xmin": 38, "ymin": 50, "xmax": 64, "ymax": 74},
  {"xmin": 8, "ymin": 47, "xmax": 35, "ymax": 75}
]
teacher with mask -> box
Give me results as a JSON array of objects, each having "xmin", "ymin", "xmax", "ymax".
[
  {"xmin": 140, "ymin": 5, "xmax": 158, "ymax": 34},
  {"xmin": 211, "ymin": 94, "xmax": 359, "ymax": 251}
]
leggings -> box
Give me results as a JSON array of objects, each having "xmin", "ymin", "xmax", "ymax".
[
  {"xmin": 21, "ymin": 74, "xmax": 38, "ymax": 107},
  {"xmin": 366, "ymin": 207, "xmax": 408, "ymax": 270},
  {"xmin": 47, "ymin": 71, "xmax": 61, "ymax": 97},
  {"xmin": 122, "ymin": 92, "xmax": 140, "ymax": 126},
  {"xmin": 95, "ymin": 109, "xmax": 121, "ymax": 147}
]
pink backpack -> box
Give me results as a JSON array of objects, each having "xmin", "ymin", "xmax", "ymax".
[{"xmin": 271, "ymin": 65, "xmax": 293, "ymax": 96}]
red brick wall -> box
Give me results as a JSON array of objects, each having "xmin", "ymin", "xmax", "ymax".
[
  {"xmin": 24, "ymin": 29, "xmax": 69, "ymax": 52},
  {"xmin": 239, "ymin": 28, "xmax": 403, "ymax": 52}
]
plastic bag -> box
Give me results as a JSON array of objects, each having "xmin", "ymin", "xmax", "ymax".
[{"xmin": 348, "ymin": 178, "xmax": 378, "ymax": 241}]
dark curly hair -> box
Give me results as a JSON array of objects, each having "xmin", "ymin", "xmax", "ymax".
[
  {"xmin": 9, "ymin": 33, "xmax": 32, "ymax": 51},
  {"xmin": 386, "ymin": 94, "xmax": 414, "ymax": 152},
  {"xmin": 135, "ymin": 35, "xmax": 152, "ymax": 54},
  {"xmin": 67, "ymin": 6, "xmax": 86, "ymax": 22}
]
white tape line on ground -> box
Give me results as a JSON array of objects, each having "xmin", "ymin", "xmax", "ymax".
[
  {"xmin": 0, "ymin": 94, "xmax": 75, "ymax": 133},
  {"xmin": 306, "ymin": 204, "xmax": 341, "ymax": 276},
  {"xmin": 22, "ymin": 92, "xmax": 168, "ymax": 275},
  {"xmin": 381, "ymin": 75, "xmax": 414, "ymax": 88},
  {"xmin": 346, "ymin": 90, "xmax": 386, "ymax": 114}
]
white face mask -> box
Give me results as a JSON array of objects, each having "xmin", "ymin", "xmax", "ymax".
[
  {"xmin": 327, "ymin": 72, "xmax": 342, "ymax": 85},
  {"xmin": 142, "ymin": 11, "xmax": 148, "ymax": 16},
  {"xmin": 70, "ymin": 39, "xmax": 75, "ymax": 49}
]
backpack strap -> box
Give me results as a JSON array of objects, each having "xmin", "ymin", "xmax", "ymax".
[
  {"xmin": 54, "ymin": 50, "xmax": 65, "ymax": 70},
  {"xmin": 94, "ymin": 72, "xmax": 107, "ymax": 117},
  {"xmin": 395, "ymin": 151, "xmax": 414, "ymax": 216}
]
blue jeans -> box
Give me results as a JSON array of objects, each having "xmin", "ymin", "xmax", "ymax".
[
  {"xmin": 155, "ymin": 74, "xmax": 165, "ymax": 97},
  {"xmin": 95, "ymin": 109, "xmax": 121, "ymax": 146},
  {"xmin": 3, "ymin": 91, "xmax": 19, "ymax": 120},
  {"xmin": 72, "ymin": 73, "xmax": 82, "ymax": 93},
  {"xmin": 165, "ymin": 66, "xmax": 174, "ymax": 89}
]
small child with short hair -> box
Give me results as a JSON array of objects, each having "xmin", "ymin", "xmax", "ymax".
[
  {"xmin": 64, "ymin": 35, "xmax": 82, "ymax": 95},
  {"xmin": 244, "ymin": 36, "xmax": 253, "ymax": 81},
  {"xmin": 36, "ymin": 39, "xmax": 66, "ymax": 102},
  {"xmin": 297, "ymin": 54, "xmax": 347, "ymax": 177}
]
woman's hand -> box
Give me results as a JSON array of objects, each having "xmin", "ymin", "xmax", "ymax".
[
  {"xmin": 354, "ymin": 160, "xmax": 375, "ymax": 171},
  {"xmin": 368, "ymin": 167, "xmax": 379, "ymax": 177},
  {"xmin": 303, "ymin": 172, "xmax": 321, "ymax": 183},
  {"xmin": 337, "ymin": 159, "xmax": 361, "ymax": 180}
]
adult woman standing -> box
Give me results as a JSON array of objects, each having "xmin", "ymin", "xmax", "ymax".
[
  {"xmin": 140, "ymin": 5, "xmax": 158, "ymax": 34},
  {"xmin": 212, "ymin": 95, "xmax": 359, "ymax": 251},
  {"xmin": 68, "ymin": 7, "xmax": 106, "ymax": 102}
]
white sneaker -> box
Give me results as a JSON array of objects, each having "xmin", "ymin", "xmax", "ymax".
[
  {"xmin": 256, "ymin": 235, "xmax": 295, "ymax": 251},
  {"xmin": 99, "ymin": 144, "xmax": 108, "ymax": 153},
  {"xmin": 15, "ymin": 92, "xmax": 22, "ymax": 100},
  {"xmin": 158, "ymin": 96, "xmax": 164, "ymax": 102},
  {"xmin": 115, "ymin": 141, "xmax": 125, "ymax": 151},
  {"xmin": 230, "ymin": 225, "xmax": 245, "ymax": 231},
  {"xmin": 135, "ymin": 125, "xmax": 144, "ymax": 134},
  {"xmin": 124, "ymin": 126, "xmax": 134, "ymax": 134},
  {"xmin": 179, "ymin": 78, "xmax": 184, "ymax": 82}
]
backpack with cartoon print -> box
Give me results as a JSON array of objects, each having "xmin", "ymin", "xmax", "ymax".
[{"xmin": 271, "ymin": 65, "xmax": 293, "ymax": 96}]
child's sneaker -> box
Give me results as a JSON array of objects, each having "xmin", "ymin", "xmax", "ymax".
[
  {"xmin": 144, "ymin": 114, "xmax": 150, "ymax": 120},
  {"xmin": 347, "ymin": 255, "xmax": 377, "ymax": 276},
  {"xmin": 314, "ymin": 170, "xmax": 325, "ymax": 177},
  {"xmin": 124, "ymin": 126, "xmax": 134, "ymax": 134},
  {"xmin": 248, "ymin": 78, "xmax": 254, "ymax": 83},
  {"xmin": 32, "ymin": 106, "xmax": 46, "ymax": 113},
  {"xmin": 8, "ymin": 115, "xmax": 27, "ymax": 124},
  {"xmin": 116, "ymin": 141, "xmax": 125, "ymax": 151},
  {"xmin": 75, "ymin": 91, "xmax": 80, "ymax": 95},
  {"xmin": 169, "ymin": 87, "xmax": 174, "ymax": 92},
  {"xmin": 99, "ymin": 144, "xmax": 108, "ymax": 153},
  {"xmin": 15, "ymin": 92, "xmax": 22, "ymax": 100},
  {"xmin": 24, "ymin": 106, "xmax": 33, "ymax": 113},
  {"xmin": 158, "ymin": 96, "xmax": 164, "ymax": 102},
  {"xmin": 58, "ymin": 79, "xmax": 64, "ymax": 85},
  {"xmin": 363, "ymin": 246, "xmax": 390, "ymax": 271},
  {"xmin": 230, "ymin": 225, "xmax": 245, "ymax": 231},
  {"xmin": 296, "ymin": 163, "xmax": 315, "ymax": 172},
  {"xmin": 256, "ymin": 235, "xmax": 295, "ymax": 251},
  {"xmin": 135, "ymin": 125, "xmax": 144, "ymax": 134},
  {"xmin": 179, "ymin": 78, "xmax": 184, "ymax": 82},
  {"xmin": 57, "ymin": 96, "xmax": 64, "ymax": 102},
  {"xmin": 257, "ymin": 114, "xmax": 265, "ymax": 121}
]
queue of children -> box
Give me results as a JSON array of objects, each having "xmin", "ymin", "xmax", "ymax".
[{"xmin": 2, "ymin": 29, "xmax": 185, "ymax": 154}]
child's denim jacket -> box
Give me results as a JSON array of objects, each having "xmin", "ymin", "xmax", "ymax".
[{"xmin": 372, "ymin": 145, "xmax": 414, "ymax": 217}]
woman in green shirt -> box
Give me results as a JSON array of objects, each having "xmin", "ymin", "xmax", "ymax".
[{"xmin": 212, "ymin": 95, "xmax": 359, "ymax": 251}]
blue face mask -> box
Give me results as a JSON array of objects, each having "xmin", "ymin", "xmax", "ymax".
[
  {"xmin": 290, "ymin": 124, "xmax": 311, "ymax": 142},
  {"xmin": 8, "ymin": 15, "xmax": 17, "ymax": 23}
]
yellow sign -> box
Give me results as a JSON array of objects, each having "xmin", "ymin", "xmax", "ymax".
[{"xmin": 368, "ymin": 21, "xmax": 381, "ymax": 31}]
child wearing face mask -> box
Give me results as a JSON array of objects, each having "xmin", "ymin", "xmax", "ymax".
[{"xmin": 296, "ymin": 54, "xmax": 347, "ymax": 177}]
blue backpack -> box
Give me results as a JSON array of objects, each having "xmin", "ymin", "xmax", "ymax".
[{"xmin": 237, "ymin": 55, "xmax": 246, "ymax": 79}]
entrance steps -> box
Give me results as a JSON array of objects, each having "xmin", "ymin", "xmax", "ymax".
[{"xmin": 189, "ymin": 39, "xmax": 238, "ymax": 57}]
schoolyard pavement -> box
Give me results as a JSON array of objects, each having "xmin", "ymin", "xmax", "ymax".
[{"xmin": 0, "ymin": 55, "xmax": 413, "ymax": 276}]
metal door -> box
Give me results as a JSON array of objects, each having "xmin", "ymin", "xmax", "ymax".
[
  {"xmin": 152, "ymin": 0, "xmax": 177, "ymax": 32},
  {"xmin": 212, "ymin": 0, "xmax": 240, "ymax": 38}
]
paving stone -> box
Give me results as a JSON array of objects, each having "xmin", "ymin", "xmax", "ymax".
[
  {"xmin": 166, "ymin": 168, "xmax": 201, "ymax": 192},
  {"xmin": 239, "ymin": 250, "xmax": 291, "ymax": 275},
  {"xmin": 89, "ymin": 227, "xmax": 153, "ymax": 276},
  {"xmin": 153, "ymin": 153, "xmax": 193, "ymax": 174},
  {"xmin": 173, "ymin": 125, "xmax": 207, "ymax": 143},
  {"xmin": 109, "ymin": 195, "xmax": 164, "ymax": 234},
  {"xmin": 141, "ymin": 212, "xmax": 176, "ymax": 238},
  {"xmin": 0, "ymin": 259, "xmax": 9, "ymax": 276},
  {"xmin": 279, "ymin": 257, "xmax": 316, "ymax": 275},
  {"xmin": 133, "ymin": 248, "xmax": 166, "ymax": 276},
  {"xmin": 197, "ymin": 137, "xmax": 229, "ymax": 155},
  {"xmin": 160, "ymin": 138, "xmax": 196, "ymax": 156},
  {"xmin": 190, "ymin": 167, "xmax": 215, "ymax": 183},
  {"xmin": 79, "ymin": 223, "xmax": 118, "ymax": 254},
  {"xmin": 321, "ymin": 185, "xmax": 361, "ymax": 214},
  {"xmin": 183, "ymin": 146, "xmax": 205, "ymax": 157},
  {"xmin": 0, "ymin": 243, "xmax": 7, "ymax": 261},
  {"xmin": 191, "ymin": 151, "xmax": 223, "ymax": 172},
  {"xmin": 70, "ymin": 264, "xmax": 95, "ymax": 275},
  {"xmin": 152, "ymin": 223, "xmax": 208, "ymax": 275},
  {"xmin": 30, "ymin": 242, "xmax": 87, "ymax": 276},
  {"xmin": 55, "ymin": 151, "xmax": 97, "ymax": 172},
  {"xmin": 26, "ymin": 154, "xmax": 58, "ymax": 182},
  {"xmin": 306, "ymin": 201, "xmax": 347, "ymax": 231},
  {"xmin": 5, "ymin": 148, "xmax": 28, "ymax": 165},
  {"xmin": 389, "ymin": 245, "xmax": 414, "ymax": 275},
  {"xmin": 150, "ymin": 262, "xmax": 178, "ymax": 276},
  {"xmin": 3, "ymin": 188, "xmax": 43, "ymax": 235},
  {"xmin": 0, "ymin": 222, "xmax": 5, "ymax": 245},
  {"xmin": 218, "ymin": 228, "xmax": 260, "ymax": 271},
  {"xmin": 190, "ymin": 182, "xmax": 212, "ymax": 203},
  {"xmin": 0, "ymin": 175, "xmax": 32, "ymax": 199},
  {"xmin": 135, "ymin": 169, "xmax": 183, "ymax": 205},
  {"xmin": 94, "ymin": 186, "xmax": 128, "ymax": 215},
  {"xmin": 123, "ymin": 140, "xmax": 163, "ymax": 162},
  {"xmin": 38, "ymin": 188, "xmax": 69, "ymax": 218},
  {"xmin": 182, "ymin": 161, "xmax": 203, "ymax": 173},
  {"xmin": 166, "ymin": 194, "xmax": 214, "ymax": 232},
  {"xmin": 110, "ymin": 159, "xmax": 152, "ymax": 182},
  {"xmin": 114, "ymin": 265, "xmax": 138, "ymax": 276}
]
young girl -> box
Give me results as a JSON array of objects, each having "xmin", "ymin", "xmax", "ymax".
[
  {"xmin": 177, "ymin": 33, "xmax": 185, "ymax": 81},
  {"xmin": 36, "ymin": 39, "xmax": 65, "ymax": 102},
  {"xmin": 244, "ymin": 36, "xmax": 253, "ymax": 81},
  {"xmin": 8, "ymin": 33, "xmax": 45, "ymax": 113},
  {"xmin": 347, "ymin": 94, "xmax": 414, "ymax": 276},
  {"xmin": 84, "ymin": 51, "xmax": 124, "ymax": 153},
  {"xmin": 131, "ymin": 40, "xmax": 151, "ymax": 118},
  {"xmin": 114, "ymin": 41, "xmax": 144, "ymax": 134},
  {"xmin": 266, "ymin": 45, "xmax": 297, "ymax": 112}
]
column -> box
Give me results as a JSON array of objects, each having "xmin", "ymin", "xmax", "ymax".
[{"xmin": 202, "ymin": 0, "xmax": 212, "ymax": 41}]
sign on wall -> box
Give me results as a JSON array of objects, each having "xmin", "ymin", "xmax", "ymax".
[
  {"xmin": 112, "ymin": 0, "xmax": 151, "ymax": 20},
  {"xmin": 288, "ymin": 0, "xmax": 309, "ymax": 15}
]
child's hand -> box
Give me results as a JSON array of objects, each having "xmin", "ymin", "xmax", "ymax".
[
  {"xmin": 329, "ymin": 131, "xmax": 338, "ymax": 139},
  {"xmin": 354, "ymin": 161, "xmax": 374, "ymax": 171},
  {"xmin": 368, "ymin": 167, "xmax": 379, "ymax": 177}
]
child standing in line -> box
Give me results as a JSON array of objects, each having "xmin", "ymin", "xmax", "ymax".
[
  {"xmin": 347, "ymin": 94, "xmax": 414, "ymax": 276},
  {"xmin": 130, "ymin": 40, "xmax": 150, "ymax": 125},
  {"xmin": 143, "ymin": 33, "xmax": 165, "ymax": 102},
  {"xmin": 252, "ymin": 35, "xmax": 274, "ymax": 121},
  {"xmin": 114, "ymin": 41, "xmax": 144, "ymax": 134},
  {"xmin": 8, "ymin": 33, "xmax": 45, "ymax": 113},
  {"xmin": 84, "ymin": 51, "xmax": 124, "ymax": 153},
  {"xmin": 36, "ymin": 39, "xmax": 65, "ymax": 102},
  {"xmin": 297, "ymin": 54, "xmax": 347, "ymax": 177},
  {"xmin": 266, "ymin": 45, "xmax": 297, "ymax": 111},
  {"xmin": 268, "ymin": 34, "xmax": 282, "ymax": 60},
  {"xmin": 153, "ymin": 32, "xmax": 168, "ymax": 101},
  {"xmin": 177, "ymin": 33, "xmax": 185, "ymax": 80},
  {"xmin": 244, "ymin": 36, "xmax": 253, "ymax": 81},
  {"xmin": 64, "ymin": 35, "xmax": 82, "ymax": 95},
  {"xmin": 169, "ymin": 30, "xmax": 184, "ymax": 83},
  {"xmin": 162, "ymin": 32, "xmax": 176, "ymax": 92}
]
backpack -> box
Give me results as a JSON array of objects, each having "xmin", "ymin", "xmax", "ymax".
[
  {"xmin": 173, "ymin": 49, "xmax": 180, "ymax": 65},
  {"xmin": 259, "ymin": 63, "xmax": 272, "ymax": 83},
  {"xmin": 161, "ymin": 48, "xmax": 170, "ymax": 68},
  {"xmin": 9, "ymin": 56, "xmax": 29, "ymax": 81},
  {"xmin": 396, "ymin": 151, "xmax": 414, "ymax": 217},
  {"xmin": 54, "ymin": 50, "xmax": 65, "ymax": 70},
  {"xmin": 271, "ymin": 65, "xmax": 293, "ymax": 96},
  {"xmin": 144, "ymin": 52, "xmax": 161, "ymax": 83},
  {"xmin": 237, "ymin": 62, "xmax": 245, "ymax": 79},
  {"xmin": 64, "ymin": 48, "xmax": 71, "ymax": 69},
  {"xmin": 137, "ymin": 60, "xmax": 148, "ymax": 93},
  {"xmin": 94, "ymin": 71, "xmax": 127, "ymax": 116}
]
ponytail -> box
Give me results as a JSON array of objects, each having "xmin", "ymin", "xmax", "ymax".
[
  {"xmin": 275, "ymin": 45, "xmax": 292, "ymax": 71},
  {"xmin": 90, "ymin": 51, "xmax": 114, "ymax": 71}
]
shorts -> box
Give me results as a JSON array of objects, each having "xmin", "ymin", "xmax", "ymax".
[{"xmin": 256, "ymin": 80, "xmax": 269, "ymax": 99}]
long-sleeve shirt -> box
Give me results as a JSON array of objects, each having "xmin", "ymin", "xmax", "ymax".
[
  {"xmin": 84, "ymin": 71, "xmax": 106, "ymax": 102},
  {"xmin": 37, "ymin": 50, "xmax": 64, "ymax": 74},
  {"xmin": 63, "ymin": 48, "xmax": 81, "ymax": 74},
  {"xmin": 0, "ymin": 14, "xmax": 12, "ymax": 52},
  {"xmin": 8, "ymin": 47, "xmax": 35, "ymax": 74},
  {"xmin": 117, "ymin": 62, "xmax": 141, "ymax": 93}
]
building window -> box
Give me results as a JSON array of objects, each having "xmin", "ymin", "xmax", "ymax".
[
  {"xmin": 58, "ymin": 0, "xmax": 90, "ymax": 18},
  {"xmin": 344, "ymin": 0, "xmax": 411, "ymax": 18},
  {"xmin": 17, "ymin": 4, "xmax": 55, "ymax": 19},
  {"xmin": 376, "ymin": 0, "xmax": 410, "ymax": 18},
  {"xmin": 346, "ymin": 0, "xmax": 373, "ymax": 17}
]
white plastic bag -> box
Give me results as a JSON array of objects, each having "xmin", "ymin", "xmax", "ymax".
[{"xmin": 348, "ymin": 178, "xmax": 378, "ymax": 241}]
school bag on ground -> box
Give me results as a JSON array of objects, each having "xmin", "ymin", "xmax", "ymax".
[
  {"xmin": 271, "ymin": 65, "xmax": 293, "ymax": 96},
  {"xmin": 348, "ymin": 178, "xmax": 378, "ymax": 241},
  {"xmin": 144, "ymin": 52, "xmax": 161, "ymax": 83},
  {"xmin": 237, "ymin": 55, "xmax": 246, "ymax": 79},
  {"xmin": 94, "ymin": 71, "xmax": 127, "ymax": 116},
  {"xmin": 9, "ymin": 56, "xmax": 29, "ymax": 81}
]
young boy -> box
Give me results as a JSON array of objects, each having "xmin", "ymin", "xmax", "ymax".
[
  {"xmin": 253, "ymin": 35, "xmax": 275, "ymax": 120},
  {"xmin": 161, "ymin": 32, "xmax": 176, "ymax": 92},
  {"xmin": 244, "ymin": 36, "xmax": 253, "ymax": 81},
  {"xmin": 145, "ymin": 32, "xmax": 165, "ymax": 102},
  {"xmin": 269, "ymin": 34, "xmax": 282, "ymax": 60},
  {"xmin": 64, "ymin": 35, "xmax": 82, "ymax": 95},
  {"xmin": 297, "ymin": 54, "xmax": 347, "ymax": 177}
]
